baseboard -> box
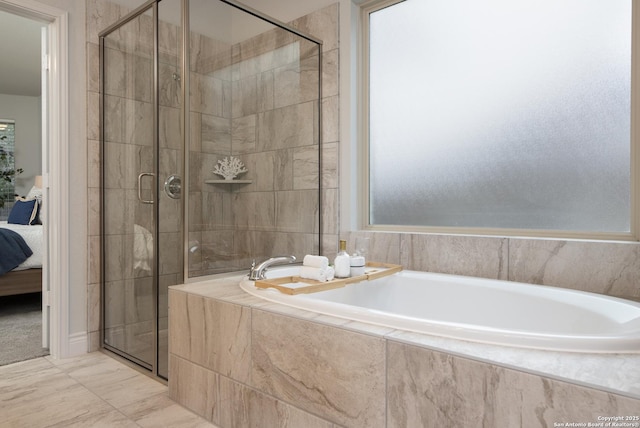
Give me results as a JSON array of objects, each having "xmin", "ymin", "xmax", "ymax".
[{"xmin": 67, "ymin": 331, "xmax": 88, "ymax": 357}]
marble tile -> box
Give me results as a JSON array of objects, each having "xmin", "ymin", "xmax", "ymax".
[
  {"xmin": 232, "ymin": 75, "xmax": 258, "ymax": 118},
  {"xmin": 345, "ymin": 231, "xmax": 402, "ymax": 266},
  {"xmin": 322, "ymin": 49, "xmax": 339, "ymax": 99},
  {"xmin": 87, "ymin": 281, "xmax": 101, "ymax": 333},
  {"xmin": 87, "ymin": 91, "xmax": 101, "ymax": 142},
  {"xmin": 321, "ymin": 188, "xmax": 339, "ymax": 238},
  {"xmin": 169, "ymin": 290, "xmax": 252, "ymax": 383},
  {"xmin": 251, "ymin": 309, "xmax": 386, "ymax": 427},
  {"xmin": 245, "ymin": 149, "xmax": 293, "ymax": 192},
  {"xmin": 258, "ymin": 70, "xmax": 275, "ymax": 112},
  {"xmin": 275, "ymin": 190, "xmax": 319, "ymax": 233},
  {"xmin": 87, "ymin": 0, "xmax": 127, "ymax": 42},
  {"xmin": 158, "ymin": 16, "xmax": 180, "ymax": 67},
  {"xmin": 159, "ymin": 231, "xmax": 183, "ymax": 275},
  {"xmin": 293, "ymin": 145, "xmax": 320, "ymax": 190},
  {"xmin": 88, "ymin": 331, "xmax": 102, "ymax": 353},
  {"xmin": 1, "ymin": 353, "xmax": 217, "ymax": 427},
  {"xmin": 2, "ymin": 382, "xmax": 115, "ymax": 428},
  {"xmin": 159, "ymin": 105, "xmax": 182, "ymax": 150},
  {"xmin": 518, "ymin": 374, "xmax": 640, "ymax": 427},
  {"xmin": 190, "ymin": 72, "xmax": 231, "ymax": 118},
  {"xmin": 387, "ymin": 340, "xmax": 640, "ymax": 428},
  {"xmin": 322, "ymin": 96, "xmax": 339, "ymax": 144},
  {"xmin": 387, "ymin": 329, "xmax": 640, "ymax": 398},
  {"xmin": 257, "ymin": 101, "xmax": 315, "ymax": 151},
  {"xmin": 202, "ymin": 112, "xmax": 232, "ymax": 155},
  {"xmin": 87, "ymin": 371, "xmax": 168, "ymax": 409},
  {"xmin": 88, "ymin": 234, "xmax": 101, "ymax": 285},
  {"xmin": 272, "ymin": 54, "xmax": 320, "ymax": 110},
  {"xmin": 509, "ymin": 238, "xmax": 640, "ymax": 299},
  {"xmin": 230, "ymin": 115, "xmax": 255, "ymax": 154},
  {"xmin": 219, "ymin": 376, "xmax": 335, "ymax": 428},
  {"xmin": 387, "ymin": 340, "xmax": 523, "ymax": 427},
  {"xmin": 232, "ymin": 192, "xmax": 276, "ymax": 230},
  {"xmin": 400, "ymin": 233, "xmax": 509, "ymax": 279},
  {"xmin": 159, "ymin": 62, "xmax": 182, "ymax": 109},
  {"xmin": 289, "ymin": 4, "xmax": 339, "ymax": 53},
  {"xmin": 168, "ymin": 354, "xmax": 219, "ymax": 423},
  {"xmin": 46, "ymin": 409, "xmax": 140, "ymax": 428},
  {"xmin": 190, "ymin": 30, "xmax": 232, "ymax": 76},
  {"xmin": 87, "ymin": 138, "xmax": 101, "ymax": 189}
]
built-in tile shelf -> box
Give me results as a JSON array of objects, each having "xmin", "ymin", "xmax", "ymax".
[{"xmin": 205, "ymin": 179, "xmax": 252, "ymax": 185}]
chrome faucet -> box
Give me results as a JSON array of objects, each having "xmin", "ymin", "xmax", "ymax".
[{"xmin": 248, "ymin": 255, "xmax": 296, "ymax": 280}]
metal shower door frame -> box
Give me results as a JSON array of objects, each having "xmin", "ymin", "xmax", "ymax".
[{"xmin": 99, "ymin": 0, "xmax": 162, "ymax": 377}]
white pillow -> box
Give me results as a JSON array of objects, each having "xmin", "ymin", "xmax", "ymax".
[{"xmin": 26, "ymin": 185, "xmax": 43, "ymax": 201}]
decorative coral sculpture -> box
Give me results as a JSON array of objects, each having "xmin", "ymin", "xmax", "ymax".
[{"xmin": 212, "ymin": 156, "xmax": 248, "ymax": 180}]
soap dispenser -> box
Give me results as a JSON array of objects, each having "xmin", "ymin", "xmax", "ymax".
[{"xmin": 334, "ymin": 240, "xmax": 350, "ymax": 278}]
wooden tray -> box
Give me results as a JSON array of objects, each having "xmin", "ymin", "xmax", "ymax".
[{"xmin": 254, "ymin": 261, "xmax": 402, "ymax": 295}]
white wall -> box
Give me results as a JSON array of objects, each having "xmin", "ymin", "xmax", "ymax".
[
  {"xmin": 6, "ymin": 0, "xmax": 88, "ymax": 344},
  {"xmin": 0, "ymin": 93, "xmax": 42, "ymax": 195},
  {"xmin": 41, "ymin": 0, "xmax": 87, "ymax": 343}
]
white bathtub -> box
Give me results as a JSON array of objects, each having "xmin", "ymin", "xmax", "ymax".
[{"xmin": 240, "ymin": 268, "xmax": 640, "ymax": 353}]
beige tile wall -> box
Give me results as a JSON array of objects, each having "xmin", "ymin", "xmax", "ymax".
[
  {"xmin": 169, "ymin": 284, "xmax": 640, "ymax": 428},
  {"xmin": 344, "ymin": 231, "xmax": 640, "ymax": 301},
  {"xmin": 187, "ymin": 6, "xmax": 332, "ymax": 277}
]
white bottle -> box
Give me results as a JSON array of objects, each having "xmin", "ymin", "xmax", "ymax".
[
  {"xmin": 334, "ymin": 240, "xmax": 351, "ymax": 278},
  {"xmin": 350, "ymin": 255, "xmax": 365, "ymax": 277}
]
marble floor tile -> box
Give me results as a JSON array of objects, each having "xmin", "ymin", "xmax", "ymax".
[{"xmin": 0, "ymin": 352, "xmax": 218, "ymax": 428}]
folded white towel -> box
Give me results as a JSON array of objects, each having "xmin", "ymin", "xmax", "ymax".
[
  {"xmin": 300, "ymin": 266, "xmax": 329, "ymax": 282},
  {"xmin": 325, "ymin": 266, "xmax": 335, "ymax": 281},
  {"xmin": 303, "ymin": 254, "xmax": 329, "ymax": 269}
]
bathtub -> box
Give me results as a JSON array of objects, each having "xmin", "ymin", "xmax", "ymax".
[{"xmin": 240, "ymin": 268, "xmax": 640, "ymax": 353}]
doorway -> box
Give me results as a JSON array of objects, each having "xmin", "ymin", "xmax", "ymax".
[{"xmin": 0, "ymin": 6, "xmax": 49, "ymax": 364}]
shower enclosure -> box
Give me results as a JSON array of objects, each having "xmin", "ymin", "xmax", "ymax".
[{"xmin": 100, "ymin": 0, "xmax": 322, "ymax": 379}]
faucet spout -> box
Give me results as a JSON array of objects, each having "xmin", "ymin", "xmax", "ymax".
[{"xmin": 248, "ymin": 255, "xmax": 296, "ymax": 280}]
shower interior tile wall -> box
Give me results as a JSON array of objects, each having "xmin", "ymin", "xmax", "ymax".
[{"xmin": 188, "ymin": 16, "xmax": 324, "ymax": 277}]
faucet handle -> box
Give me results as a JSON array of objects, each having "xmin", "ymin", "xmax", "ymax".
[{"xmin": 248, "ymin": 259, "xmax": 256, "ymax": 277}]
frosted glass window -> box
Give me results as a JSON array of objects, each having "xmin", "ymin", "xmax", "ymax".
[{"xmin": 368, "ymin": 0, "xmax": 632, "ymax": 233}]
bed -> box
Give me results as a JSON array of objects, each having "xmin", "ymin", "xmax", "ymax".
[{"xmin": 0, "ymin": 220, "xmax": 43, "ymax": 297}]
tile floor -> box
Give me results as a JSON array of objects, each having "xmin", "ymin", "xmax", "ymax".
[{"xmin": 0, "ymin": 352, "xmax": 218, "ymax": 427}]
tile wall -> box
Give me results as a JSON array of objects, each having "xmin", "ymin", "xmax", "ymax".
[
  {"xmin": 86, "ymin": 0, "xmax": 339, "ymax": 351},
  {"xmin": 187, "ymin": 10, "xmax": 330, "ymax": 276},
  {"xmin": 343, "ymin": 231, "xmax": 640, "ymax": 302},
  {"xmin": 168, "ymin": 279, "xmax": 640, "ymax": 428}
]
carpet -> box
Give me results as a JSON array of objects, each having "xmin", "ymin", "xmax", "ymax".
[{"xmin": 0, "ymin": 293, "xmax": 49, "ymax": 366}]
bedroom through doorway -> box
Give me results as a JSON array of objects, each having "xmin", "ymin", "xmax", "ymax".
[{"xmin": 0, "ymin": 7, "xmax": 50, "ymax": 366}]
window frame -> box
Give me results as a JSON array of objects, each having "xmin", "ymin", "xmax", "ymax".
[
  {"xmin": 358, "ymin": 0, "xmax": 640, "ymax": 241},
  {"xmin": 0, "ymin": 120, "xmax": 18, "ymax": 218}
]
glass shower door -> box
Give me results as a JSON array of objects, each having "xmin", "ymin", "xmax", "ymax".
[
  {"xmin": 102, "ymin": 6, "xmax": 157, "ymax": 370},
  {"xmin": 102, "ymin": 0, "xmax": 183, "ymax": 379}
]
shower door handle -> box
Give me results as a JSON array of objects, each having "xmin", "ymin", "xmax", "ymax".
[{"xmin": 137, "ymin": 172, "xmax": 155, "ymax": 204}]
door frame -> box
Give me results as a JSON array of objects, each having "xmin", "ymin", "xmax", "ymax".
[{"xmin": 0, "ymin": 0, "xmax": 70, "ymax": 359}]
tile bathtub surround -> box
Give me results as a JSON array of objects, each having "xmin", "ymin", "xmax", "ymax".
[
  {"xmin": 252, "ymin": 309, "xmax": 386, "ymax": 427},
  {"xmin": 345, "ymin": 231, "xmax": 640, "ymax": 301},
  {"xmin": 169, "ymin": 275, "xmax": 640, "ymax": 428},
  {"xmin": 0, "ymin": 352, "xmax": 216, "ymax": 428},
  {"xmin": 387, "ymin": 341, "xmax": 640, "ymax": 428}
]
